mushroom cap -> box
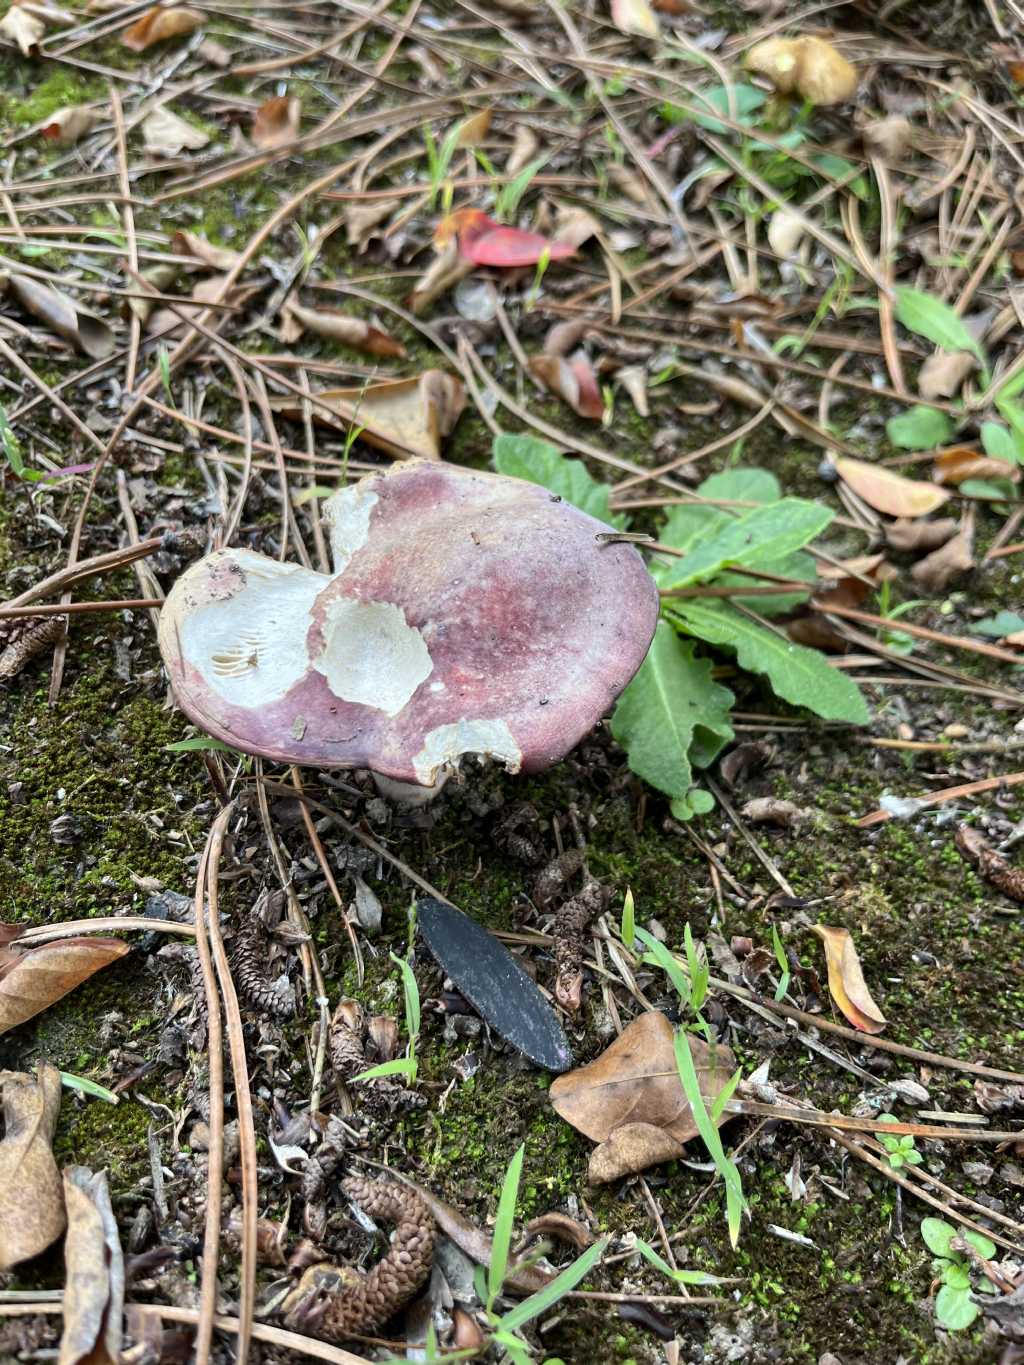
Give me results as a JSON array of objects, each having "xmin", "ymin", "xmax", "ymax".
[{"xmin": 158, "ymin": 460, "xmax": 659, "ymax": 785}]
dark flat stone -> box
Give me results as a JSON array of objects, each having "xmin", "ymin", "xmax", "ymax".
[{"xmin": 417, "ymin": 897, "xmax": 572, "ymax": 1073}]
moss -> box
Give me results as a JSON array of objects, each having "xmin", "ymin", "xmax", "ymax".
[{"xmin": 0, "ymin": 64, "xmax": 107, "ymax": 129}]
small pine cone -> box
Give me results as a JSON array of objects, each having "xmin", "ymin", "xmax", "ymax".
[
  {"xmin": 493, "ymin": 803, "xmax": 547, "ymax": 866},
  {"xmin": 955, "ymin": 825, "xmax": 1024, "ymax": 903},
  {"xmin": 316, "ymin": 1178, "xmax": 435, "ymax": 1339},
  {"xmin": 534, "ymin": 848, "xmax": 585, "ymax": 908},
  {"xmin": 230, "ymin": 920, "xmax": 294, "ymax": 1018},
  {"xmin": 330, "ymin": 1019, "xmax": 367, "ymax": 1084},
  {"xmin": 554, "ymin": 879, "xmax": 610, "ymax": 1012},
  {"xmin": 0, "ymin": 615, "xmax": 66, "ymax": 680}
]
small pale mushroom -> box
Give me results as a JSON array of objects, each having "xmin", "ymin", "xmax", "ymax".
[
  {"xmin": 745, "ymin": 35, "xmax": 858, "ymax": 107},
  {"xmin": 158, "ymin": 461, "xmax": 658, "ymax": 790}
]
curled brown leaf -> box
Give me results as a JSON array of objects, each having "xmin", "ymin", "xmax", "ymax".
[
  {"xmin": 0, "ymin": 1064, "xmax": 65, "ymax": 1270},
  {"xmin": 282, "ymin": 301, "xmax": 406, "ymax": 358},
  {"xmin": 1, "ymin": 274, "xmax": 115, "ymax": 361},
  {"xmin": 252, "ymin": 94, "xmax": 302, "ymax": 150},
  {"xmin": 811, "ymin": 925, "xmax": 886, "ymax": 1033},
  {"xmin": 59, "ymin": 1167, "xmax": 124, "ymax": 1365},
  {"xmin": 121, "ymin": 5, "xmax": 204, "ymax": 51}
]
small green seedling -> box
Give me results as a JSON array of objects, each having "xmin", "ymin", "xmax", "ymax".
[
  {"xmin": 921, "ymin": 1216, "xmax": 997, "ymax": 1331},
  {"xmin": 770, "ymin": 924, "xmax": 790, "ymax": 1002},
  {"xmin": 0, "ymin": 402, "xmax": 45, "ymax": 483},
  {"xmin": 619, "ymin": 887, "xmax": 635, "ymax": 950},
  {"xmin": 355, "ymin": 949, "xmax": 420, "ymax": 1084},
  {"xmin": 875, "ymin": 1113, "xmax": 922, "ymax": 1170},
  {"xmin": 634, "ymin": 1238, "xmax": 732, "ymax": 1289},
  {"xmin": 472, "ymin": 1143, "xmax": 607, "ymax": 1362}
]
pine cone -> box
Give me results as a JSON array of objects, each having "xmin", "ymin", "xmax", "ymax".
[
  {"xmin": 955, "ymin": 825, "xmax": 1024, "ymax": 903},
  {"xmin": 316, "ymin": 1178, "xmax": 435, "ymax": 1338},
  {"xmin": 330, "ymin": 1019, "xmax": 367, "ymax": 1083},
  {"xmin": 230, "ymin": 919, "xmax": 294, "ymax": 1018},
  {"xmin": 534, "ymin": 848, "xmax": 585, "ymax": 908},
  {"xmin": 0, "ymin": 616, "xmax": 66, "ymax": 680},
  {"xmin": 554, "ymin": 879, "xmax": 610, "ymax": 1012}
]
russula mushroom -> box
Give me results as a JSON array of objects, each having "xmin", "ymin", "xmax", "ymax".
[
  {"xmin": 158, "ymin": 460, "xmax": 658, "ymax": 790},
  {"xmin": 745, "ymin": 35, "xmax": 858, "ymax": 107}
]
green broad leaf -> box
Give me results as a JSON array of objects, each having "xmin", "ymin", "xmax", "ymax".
[
  {"xmin": 996, "ymin": 393, "xmax": 1024, "ymax": 451},
  {"xmin": 488, "ymin": 1143, "xmax": 524, "ymax": 1309},
  {"xmin": 492, "ymin": 434, "xmax": 626, "ymax": 529},
  {"xmin": 670, "ymin": 788, "xmax": 715, "ymax": 821},
  {"xmin": 611, "ymin": 623, "xmax": 735, "ymax": 802},
  {"xmin": 658, "ymin": 498, "xmax": 833, "ymax": 589},
  {"xmin": 922, "ymin": 1218, "xmax": 957, "ymax": 1259},
  {"xmin": 661, "ymin": 83, "xmax": 765, "ymax": 135},
  {"xmin": 886, "ymin": 406, "xmax": 954, "ymax": 451},
  {"xmin": 668, "ymin": 601, "xmax": 869, "ymax": 724},
  {"xmin": 972, "ymin": 610, "xmax": 1024, "ymax": 638},
  {"xmin": 959, "ymin": 477, "xmax": 1018, "ymax": 501},
  {"xmin": 811, "ymin": 153, "xmax": 870, "ymax": 199},
  {"xmin": 894, "ymin": 287, "xmax": 985, "ymax": 364},
  {"xmin": 934, "ymin": 1284, "xmax": 978, "ymax": 1331},
  {"xmin": 940, "ymin": 1262, "xmax": 971, "ymax": 1291},
  {"xmin": 497, "ymin": 1237, "xmax": 608, "ymax": 1334},
  {"xmin": 980, "ymin": 421, "xmax": 1023, "ymax": 465},
  {"xmin": 164, "ymin": 737, "xmax": 239, "ymax": 754},
  {"xmin": 715, "ymin": 549, "xmax": 816, "ymax": 616},
  {"xmin": 658, "ymin": 503, "xmax": 729, "ymax": 562},
  {"xmin": 963, "ymin": 1229, "xmax": 996, "ymax": 1260},
  {"xmin": 699, "ymin": 467, "xmax": 781, "ymax": 504}
]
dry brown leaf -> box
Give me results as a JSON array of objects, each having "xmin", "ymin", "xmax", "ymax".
[
  {"xmin": 608, "ymin": 164, "xmax": 651, "ymax": 206},
  {"xmin": 0, "ymin": 938, "xmax": 130, "ymax": 1036},
  {"xmin": 59, "ymin": 1167, "xmax": 124, "ymax": 1365},
  {"xmin": 550, "ymin": 1011, "xmax": 735, "ymax": 1182},
  {"xmin": 142, "ymin": 105, "xmax": 209, "ymax": 157},
  {"xmin": 611, "ymin": 0, "xmax": 659, "ymax": 38},
  {"xmin": 0, "ymin": 274, "xmax": 115, "ymax": 361},
  {"xmin": 811, "ymin": 925, "xmax": 886, "ymax": 1034},
  {"xmin": 170, "ymin": 230, "xmax": 243, "ymax": 271},
  {"xmin": 252, "ymin": 94, "xmax": 301, "ymax": 149},
  {"xmin": 344, "ymin": 197, "xmax": 400, "ymax": 251},
  {"xmin": 552, "ymin": 204, "xmax": 601, "ymax": 250},
  {"xmin": 196, "ymin": 34, "xmax": 229, "ymax": 66},
  {"xmin": 529, "ymin": 352, "xmax": 604, "ymax": 420},
  {"xmin": 144, "ymin": 274, "xmax": 240, "ymax": 338},
  {"xmin": 918, "ymin": 349, "xmax": 975, "ymax": 400},
  {"xmin": 861, "ymin": 114, "xmax": 913, "ymax": 160},
  {"xmin": 123, "ymin": 263, "xmax": 178, "ymax": 324},
  {"xmin": 0, "ymin": 1065, "xmax": 65, "ymax": 1270},
  {"xmin": 506, "ymin": 124, "xmax": 539, "ymax": 177},
  {"xmin": 910, "ymin": 519, "xmax": 975, "ymax": 592},
  {"xmin": 456, "ymin": 109, "xmax": 491, "ymax": 147},
  {"xmin": 0, "ymin": 4, "xmax": 44, "ymax": 53},
  {"xmin": 933, "ymin": 447, "xmax": 1018, "ymax": 487},
  {"xmin": 282, "ymin": 301, "xmax": 406, "ymax": 358},
  {"xmin": 885, "ymin": 517, "xmax": 958, "ymax": 553},
  {"xmin": 121, "ymin": 5, "xmax": 204, "ymax": 50},
  {"xmin": 407, "ymin": 238, "xmax": 474, "ymax": 315},
  {"xmin": 39, "ymin": 106, "xmax": 102, "ymax": 145},
  {"xmin": 834, "ymin": 456, "xmax": 950, "ymax": 518},
  {"xmin": 269, "ymin": 370, "xmax": 465, "ymax": 460},
  {"xmin": 588, "ymin": 1122, "xmax": 685, "ymax": 1185}
]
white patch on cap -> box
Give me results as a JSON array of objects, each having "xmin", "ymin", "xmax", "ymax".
[
  {"xmin": 182, "ymin": 556, "xmax": 325, "ymax": 709},
  {"xmin": 412, "ymin": 718, "xmax": 522, "ymax": 786},
  {"xmin": 323, "ymin": 485, "xmax": 378, "ymax": 574},
  {"xmin": 314, "ymin": 598, "xmax": 432, "ymax": 715}
]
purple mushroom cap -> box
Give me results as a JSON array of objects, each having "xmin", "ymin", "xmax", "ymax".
[{"xmin": 158, "ymin": 460, "xmax": 659, "ymax": 785}]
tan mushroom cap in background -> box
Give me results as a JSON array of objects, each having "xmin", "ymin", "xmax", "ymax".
[{"xmin": 158, "ymin": 460, "xmax": 660, "ymax": 785}]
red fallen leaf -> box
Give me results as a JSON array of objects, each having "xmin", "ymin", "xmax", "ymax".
[
  {"xmin": 0, "ymin": 938, "xmax": 130, "ymax": 1036},
  {"xmin": 436, "ymin": 208, "xmax": 576, "ymax": 268}
]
